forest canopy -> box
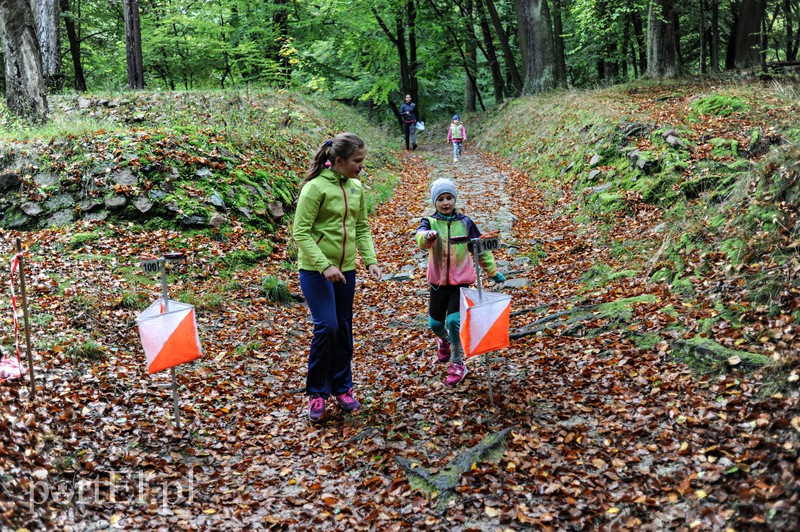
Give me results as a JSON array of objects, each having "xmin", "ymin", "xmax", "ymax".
[{"xmin": 1, "ymin": 0, "xmax": 799, "ymax": 124}]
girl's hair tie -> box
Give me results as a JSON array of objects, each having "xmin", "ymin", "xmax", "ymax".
[{"xmin": 326, "ymin": 139, "xmax": 333, "ymax": 147}]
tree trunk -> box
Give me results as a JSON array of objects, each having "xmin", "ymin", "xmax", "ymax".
[
  {"xmin": 551, "ymin": 0, "xmax": 567, "ymax": 86},
  {"xmin": 123, "ymin": 0, "xmax": 144, "ymax": 89},
  {"xmin": 407, "ymin": 0, "xmax": 419, "ymax": 109},
  {"xmin": 515, "ymin": 0, "xmax": 558, "ymax": 94},
  {"xmin": 734, "ymin": 0, "xmax": 764, "ymax": 68},
  {"xmin": 464, "ymin": 0, "xmax": 478, "ymax": 112},
  {"xmin": 60, "ymin": 0, "xmax": 86, "ymax": 91},
  {"xmin": 485, "ymin": 0, "xmax": 523, "ymax": 96},
  {"xmin": 631, "ymin": 11, "xmax": 648, "ymax": 75},
  {"xmin": 710, "ymin": 0, "xmax": 720, "ymax": 71},
  {"xmin": 784, "ymin": 0, "xmax": 795, "ymax": 60},
  {"xmin": 725, "ymin": 2, "xmax": 738, "ymax": 69},
  {"xmin": 477, "ymin": 0, "xmax": 505, "ymax": 104},
  {"xmin": 373, "ymin": 3, "xmax": 420, "ymax": 122},
  {"xmin": 32, "ymin": 0, "xmax": 61, "ymax": 90},
  {"xmin": 646, "ymin": 0, "xmax": 680, "ymax": 78},
  {"xmin": 700, "ymin": 0, "xmax": 707, "ymax": 73},
  {"xmin": 0, "ymin": 0, "xmax": 48, "ymax": 123},
  {"xmin": 272, "ymin": 0, "xmax": 290, "ymax": 79}
]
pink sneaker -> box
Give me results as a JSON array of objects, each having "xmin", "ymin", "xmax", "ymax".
[
  {"xmin": 308, "ymin": 395, "xmax": 325, "ymax": 422},
  {"xmin": 335, "ymin": 388, "xmax": 361, "ymax": 412},
  {"xmin": 437, "ymin": 338, "xmax": 451, "ymax": 362},
  {"xmin": 445, "ymin": 363, "xmax": 467, "ymax": 386}
]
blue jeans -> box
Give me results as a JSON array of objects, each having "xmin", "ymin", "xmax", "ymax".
[
  {"xmin": 299, "ymin": 269, "xmax": 356, "ymax": 398},
  {"xmin": 403, "ymin": 122, "xmax": 417, "ymax": 148},
  {"xmin": 452, "ymin": 141, "xmax": 463, "ymax": 158}
]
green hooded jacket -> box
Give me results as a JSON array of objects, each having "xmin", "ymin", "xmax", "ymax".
[{"xmin": 292, "ymin": 168, "xmax": 377, "ymax": 273}]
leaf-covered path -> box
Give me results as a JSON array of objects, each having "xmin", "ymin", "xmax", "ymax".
[{"xmin": 2, "ymin": 135, "xmax": 798, "ymax": 530}]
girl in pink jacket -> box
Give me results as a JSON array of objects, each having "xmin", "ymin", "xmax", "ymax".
[{"xmin": 447, "ymin": 115, "xmax": 466, "ymax": 162}]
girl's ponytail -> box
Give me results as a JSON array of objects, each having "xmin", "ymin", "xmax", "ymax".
[{"xmin": 300, "ymin": 133, "xmax": 365, "ymax": 189}]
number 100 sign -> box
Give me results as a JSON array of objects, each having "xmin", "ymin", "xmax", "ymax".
[
  {"xmin": 140, "ymin": 256, "xmax": 162, "ymax": 275},
  {"xmin": 475, "ymin": 237, "xmax": 499, "ymax": 254}
]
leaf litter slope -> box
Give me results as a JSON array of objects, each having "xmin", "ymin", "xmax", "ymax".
[{"xmin": 1, "ymin": 122, "xmax": 798, "ymax": 531}]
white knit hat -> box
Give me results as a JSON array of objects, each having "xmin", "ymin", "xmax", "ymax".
[{"xmin": 430, "ymin": 178, "xmax": 457, "ymax": 206}]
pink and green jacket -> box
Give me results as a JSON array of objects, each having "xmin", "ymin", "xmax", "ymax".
[
  {"xmin": 415, "ymin": 212, "xmax": 497, "ymax": 286},
  {"xmin": 447, "ymin": 124, "xmax": 466, "ymax": 143}
]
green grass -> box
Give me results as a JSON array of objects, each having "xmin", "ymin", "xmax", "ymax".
[
  {"xmin": 261, "ymin": 275, "xmax": 292, "ymax": 304},
  {"xmin": 66, "ymin": 340, "xmax": 106, "ymax": 362},
  {"xmin": 689, "ymin": 95, "xmax": 748, "ymax": 118}
]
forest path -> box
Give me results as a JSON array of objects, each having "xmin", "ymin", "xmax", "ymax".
[{"xmin": 404, "ymin": 134, "xmax": 516, "ymax": 241}]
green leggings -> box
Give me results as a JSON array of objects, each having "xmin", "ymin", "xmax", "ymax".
[{"xmin": 429, "ymin": 313, "xmax": 463, "ymax": 364}]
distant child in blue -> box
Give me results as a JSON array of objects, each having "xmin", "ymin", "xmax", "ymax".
[
  {"xmin": 415, "ymin": 178, "xmax": 505, "ymax": 387},
  {"xmin": 447, "ymin": 115, "xmax": 466, "ymax": 162}
]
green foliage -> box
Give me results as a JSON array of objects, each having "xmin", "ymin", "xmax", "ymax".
[
  {"xmin": 118, "ymin": 292, "xmax": 148, "ymax": 310},
  {"xmin": 261, "ymin": 275, "xmax": 292, "ymax": 304},
  {"xmin": 69, "ymin": 232, "xmax": 102, "ymax": 249},
  {"xmin": 222, "ymin": 241, "xmax": 274, "ymax": 268},
  {"xmin": 579, "ymin": 264, "xmax": 637, "ymax": 289},
  {"xmin": 690, "ymin": 96, "xmax": 748, "ymax": 118},
  {"xmin": 66, "ymin": 340, "xmax": 106, "ymax": 362},
  {"xmin": 176, "ymin": 290, "xmax": 225, "ymax": 311}
]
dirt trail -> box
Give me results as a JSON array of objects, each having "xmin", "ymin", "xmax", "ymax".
[
  {"xmin": 405, "ymin": 135, "xmax": 516, "ymax": 242},
  {"xmin": 356, "ymin": 136, "xmax": 800, "ymax": 530}
]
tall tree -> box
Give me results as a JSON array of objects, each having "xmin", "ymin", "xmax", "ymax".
[
  {"xmin": 710, "ymin": 0, "xmax": 721, "ymax": 71},
  {"xmin": 123, "ymin": 0, "xmax": 144, "ymax": 89},
  {"xmin": 515, "ymin": 0, "xmax": 558, "ymax": 93},
  {"xmin": 646, "ymin": 0, "xmax": 680, "ymax": 77},
  {"xmin": 464, "ymin": 0, "xmax": 479, "ymax": 112},
  {"xmin": 60, "ymin": 0, "xmax": 86, "ymax": 91},
  {"xmin": 734, "ymin": 0, "xmax": 764, "ymax": 68},
  {"xmin": 551, "ymin": 0, "xmax": 567, "ymax": 85},
  {"xmin": 485, "ymin": 0, "xmax": 523, "ymax": 95},
  {"xmin": 631, "ymin": 9, "xmax": 648, "ymax": 75},
  {"xmin": 700, "ymin": 0, "xmax": 707, "ymax": 72},
  {"xmin": 32, "ymin": 0, "xmax": 61, "ymax": 90},
  {"xmin": 477, "ymin": 0, "xmax": 506, "ymax": 104},
  {"xmin": 373, "ymin": 1, "xmax": 421, "ymax": 119},
  {"xmin": 0, "ymin": 0, "xmax": 48, "ymax": 122},
  {"xmin": 786, "ymin": 0, "xmax": 798, "ymax": 60}
]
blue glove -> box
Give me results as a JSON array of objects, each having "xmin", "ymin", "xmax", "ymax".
[{"xmin": 492, "ymin": 272, "xmax": 506, "ymax": 283}]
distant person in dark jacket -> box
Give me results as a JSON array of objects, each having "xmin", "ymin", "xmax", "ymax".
[{"xmin": 400, "ymin": 94, "xmax": 418, "ymax": 150}]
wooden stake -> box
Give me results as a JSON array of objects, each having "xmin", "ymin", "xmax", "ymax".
[{"xmin": 15, "ymin": 239, "xmax": 36, "ymax": 397}]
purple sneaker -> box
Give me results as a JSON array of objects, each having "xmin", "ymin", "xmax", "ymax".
[
  {"xmin": 445, "ymin": 363, "xmax": 467, "ymax": 386},
  {"xmin": 308, "ymin": 395, "xmax": 325, "ymax": 422},
  {"xmin": 437, "ymin": 338, "xmax": 451, "ymax": 363},
  {"xmin": 335, "ymin": 388, "xmax": 361, "ymax": 412}
]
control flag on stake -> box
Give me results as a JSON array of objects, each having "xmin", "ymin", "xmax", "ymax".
[
  {"xmin": 459, "ymin": 287, "xmax": 511, "ymax": 358},
  {"xmin": 136, "ymin": 299, "xmax": 202, "ymax": 374},
  {"xmin": 2, "ymin": 253, "xmax": 28, "ymax": 383}
]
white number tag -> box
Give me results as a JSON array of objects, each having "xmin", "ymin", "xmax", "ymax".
[
  {"xmin": 140, "ymin": 258, "xmax": 162, "ymax": 275},
  {"xmin": 475, "ymin": 237, "xmax": 499, "ymax": 254}
]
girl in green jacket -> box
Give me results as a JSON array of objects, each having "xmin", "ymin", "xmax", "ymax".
[{"xmin": 292, "ymin": 132, "xmax": 382, "ymax": 423}]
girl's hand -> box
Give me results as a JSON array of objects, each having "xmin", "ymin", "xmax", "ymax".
[
  {"xmin": 426, "ymin": 230, "xmax": 439, "ymax": 241},
  {"xmin": 368, "ymin": 263, "xmax": 382, "ymax": 280},
  {"xmin": 323, "ymin": 265, "xmax": 346, "ymax": 284}
]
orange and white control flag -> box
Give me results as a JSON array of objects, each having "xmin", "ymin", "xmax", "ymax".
[
  {"xmin": 459, "ymin": 288, "xmax": 511, "ymax": 358},
  {"xmin": 136, "ymin": 299, "xmax": 202, "ymax": 374}
]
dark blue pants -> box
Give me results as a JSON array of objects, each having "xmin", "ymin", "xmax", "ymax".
[{"xmin": 299, "ymin": 269, "xmax": 356, "ymax": 398}]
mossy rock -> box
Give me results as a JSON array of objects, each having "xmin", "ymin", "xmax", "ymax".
[
  {"xmin": 597, "ymin": 192, "xmax": 624, "ymax": 211},
  {"xmin": 628, "ymin": 173, "xmax": 680, "ymax": 204},
  {"xmin": 670, "ymin": 277, "xmax": 695, "ymax": 299},
  {"xmin": 709, "ymin": 137, "xmax": 740, "ymax": 158},
  {"xmin": 690, "ymin": 95, "xmax": 748, "ymax": 118},
  {"xmin": 680, "ymin": 174, "xmax": 722, "ymax": 199},
  {"xmin": 672, "ymin": 336, "xmax": 770, "ymax": 369}
]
